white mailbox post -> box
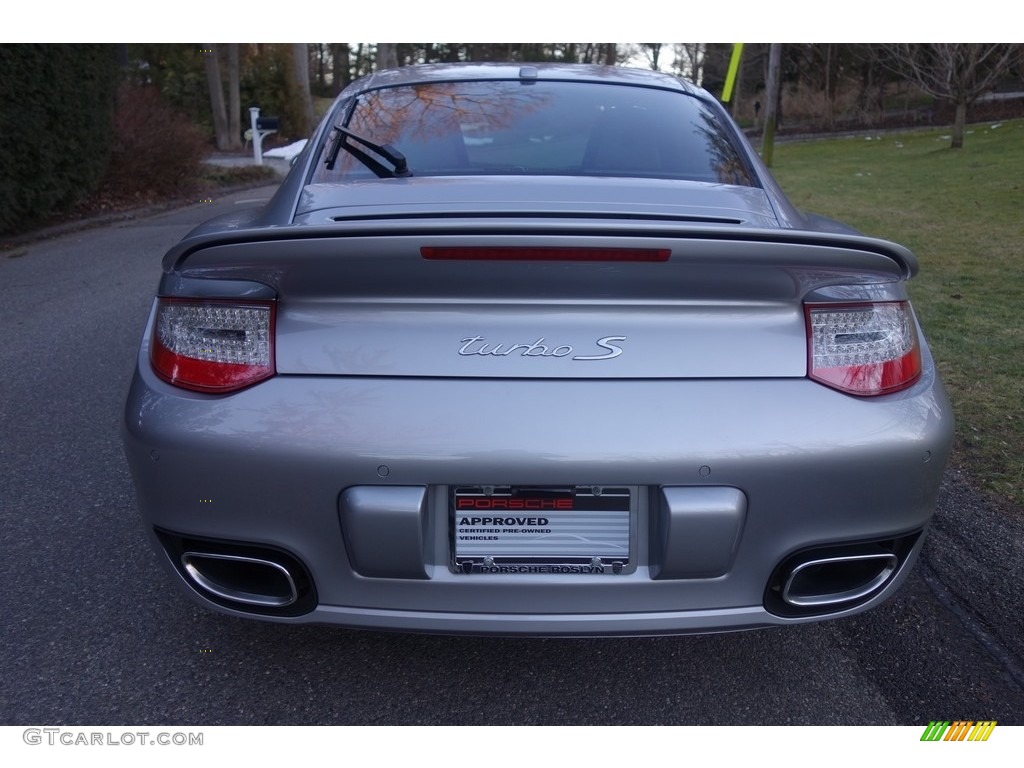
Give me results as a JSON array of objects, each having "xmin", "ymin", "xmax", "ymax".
[{"xmin": 248, "ymin": 107, "xmax": 278, "ymax": 166}]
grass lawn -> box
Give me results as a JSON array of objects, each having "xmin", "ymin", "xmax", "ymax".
[{"xmin": 773, "ymin": 120, "xmax": 1024, "ymax": 505}]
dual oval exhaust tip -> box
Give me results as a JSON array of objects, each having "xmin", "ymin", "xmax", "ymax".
[
  {"xmin": 178, "ymin": 546, "xmax": 903, "ymax": 614},
  {"xmin": 161, "ymin": 529, "xmax": 920, "ymax": 621}
]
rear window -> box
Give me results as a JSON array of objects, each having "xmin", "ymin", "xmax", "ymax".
[{"xmin": 312, "ymin": 80, "xmax": 754, "ymax": 186}]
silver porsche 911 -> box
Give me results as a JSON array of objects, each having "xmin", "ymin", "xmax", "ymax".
[{"xmin": 122, "ymin": 63, "xmax": 953, "ymax": 635}]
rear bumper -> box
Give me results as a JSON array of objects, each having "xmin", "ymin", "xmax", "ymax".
[{"xmin": 123, "ymin": 350, "xmax": 953, "ymax": 635}]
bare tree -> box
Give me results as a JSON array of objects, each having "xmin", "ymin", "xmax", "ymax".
[
  {"xmin": 640, "ymin": 43, "xmax": 663, "ymax": 70},
  {"xmin": 203, "ymin": 44, "xmax": 241, "ymax": 151},
  {"xmin": 673, "ymin": 43, "xmax": 705, "ymax": 83},
  {"xmin": 882, "ymin": 44, "xmax": 1019, "ymax": 149}
]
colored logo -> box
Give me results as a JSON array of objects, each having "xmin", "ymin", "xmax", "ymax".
[{"xmin": 920, "ymin": 721, "xmax": 997, "ymax": 741}]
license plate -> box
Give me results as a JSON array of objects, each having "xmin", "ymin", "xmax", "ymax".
[{"xmin": 452, "ymin": 486, "xmax": 631, "ymax": 574}]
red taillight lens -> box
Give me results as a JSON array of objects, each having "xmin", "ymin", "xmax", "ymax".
[
  {"xmin": 151, "ymin": 299, "xmax": 275, "ymax": 393},
  {"xmin": 806, "ymin": 301, "xmax": 921, "ymax": 396}
]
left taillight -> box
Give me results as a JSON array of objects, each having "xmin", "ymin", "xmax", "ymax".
[
  {"xmin": 806, "ymin": 301, "xmax": 922, "ymax": 397},
  {"xmin": 150, "ymin": 298, "xmax": 275, "ymax": 393}
]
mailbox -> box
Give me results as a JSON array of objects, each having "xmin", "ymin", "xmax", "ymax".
[{"xmin": 248, "ymin": 107, "xmax": 278, "ymax": 166}]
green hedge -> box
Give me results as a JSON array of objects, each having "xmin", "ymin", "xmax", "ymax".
[{"xmin": 0, "ymin": 45, "xmax": 117, "ymax": 235}]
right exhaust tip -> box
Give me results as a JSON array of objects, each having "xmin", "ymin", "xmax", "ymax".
[
  {"xmin": 781, "ymin": 552, "xmax": 898, "ymax": 608},
  {"xmin": 765, "ymin": 531, "xmax": 921, "ymax": 618}
]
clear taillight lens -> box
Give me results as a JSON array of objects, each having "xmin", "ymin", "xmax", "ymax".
[
  {"xmin": 806, "ymin": 301, "xmax": 921, "ymax": 396},
  {"xmin": 151, "ymin": 299, "xmax": 275, "ymax": 393}
]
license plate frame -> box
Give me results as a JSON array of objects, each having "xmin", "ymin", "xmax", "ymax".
[{"xmin": 451, "ymin": 486, "xmax": 632, "ymax": 575}]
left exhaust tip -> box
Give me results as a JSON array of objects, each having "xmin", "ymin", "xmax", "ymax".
[
  {"xmin": 155, "ymin": 528, "xmax": 317, "ymax": 616},
  {"xmin": 182, "ymin": 552, "xmax": 298, "ymax": 608}
]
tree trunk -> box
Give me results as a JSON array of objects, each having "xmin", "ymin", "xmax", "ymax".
[
  {"xmin": 332, "ymin": 43, "xmax": 350, "ymax": 95},
  {"xmin": 442, "ymin": 43, "xmax": 461, "ymax": 63},
  {"xmin": 226, "ymin": 44, "xmax": 241, "ymax": 151},
  {"xmin": 730, "ymin": 57, "xmax": 742, "ymax": 116},
  {"xmin": 952, "ymin": 99, "xmax": 967, "ymax": 149},
  {"xmin": 858, "ymin": 56, "xmax": 875, "ymax": 122},
  {"xmin": 824, "ymin": 44, "xmax": 834, "ymax": 131},
  {"xmin": 761, "ymin": 44, "xmax": 782, "ymax": 167},
  {"xmin": 316, "ymin": 44, "xmax": 327, "ymax": 91},
  {"xmin": 291, "ymin": 44, "xmax": 315, "ymax": 136},
  {"xmin": 682, "ymin": 43, "xmax": 705, "ymax": 83},
  {"xmin": 376, "ymin": 43, "xmax": 399, "ymax": 70},
  {"xmin": 646, "ymin": 44, "xmax": 661, "ymax": 70},
  {"xmin": 204, "ymin": 44, "xmax": 231, "ymax": 152},
  {"xmin": 603, "ymin": 44, "xmax": 616, "ymax": 66}
]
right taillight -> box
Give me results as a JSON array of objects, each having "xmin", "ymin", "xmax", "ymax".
[
  {"xmin": 805, "ymin": 301, "xmax": 921, "ymax": 396},
  {"xmin": 151, "ymin": 298, "xmax": 275, "ymax": 393}
]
